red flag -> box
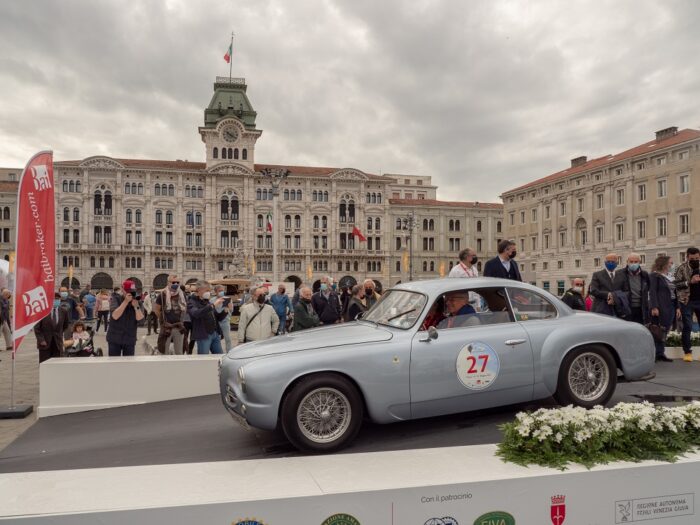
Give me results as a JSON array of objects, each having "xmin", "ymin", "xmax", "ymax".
[
  {"xmin": 352, "ymin": 226, "xmax": 367, "ymax": 242},
  {"xmin": 224, "ymin": 43, "xmax": 232, "ymax": 64},
  {"xmin": 13, "ymin": 151, "xmax": 55, "ymax": 354}
]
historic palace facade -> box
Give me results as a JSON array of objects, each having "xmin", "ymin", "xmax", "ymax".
[
  {"xmin": 0, "ymin": 77, "xmax": 502, "ymax": 291},
  {"xmin": 502, "ymin": 126, "xmax": 700, "ymax": 295}
]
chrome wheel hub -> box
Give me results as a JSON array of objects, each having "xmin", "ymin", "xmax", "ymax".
[
  {"xmin": 297, "ymin": 387, "xmax": 352, "ymax": 444},
  {"xmin": 568, "ymin": 352, "xmax": 610, "ymax": 402}
]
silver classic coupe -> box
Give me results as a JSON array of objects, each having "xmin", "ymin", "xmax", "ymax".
[{"xmin": 219, "ymin": 278, "xmax": 655, "ymax": 452}]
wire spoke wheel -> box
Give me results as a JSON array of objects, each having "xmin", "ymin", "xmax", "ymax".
[
  {"xmin": 296, "ymin": 387, "xmax": 352, "ymax": 444},
  {"xmin": 567, "ymin": 351, "xmax": 610, "ymax": 402}
]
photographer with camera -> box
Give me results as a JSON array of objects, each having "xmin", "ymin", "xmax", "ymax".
[{"xmin": 106, "ymin": 279, "xmax": 144, "ymax": 356}]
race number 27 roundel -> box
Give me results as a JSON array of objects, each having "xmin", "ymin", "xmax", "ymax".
[{"xmin": 456, "ymin": 341, "xmax": 500, "ymax": 390}]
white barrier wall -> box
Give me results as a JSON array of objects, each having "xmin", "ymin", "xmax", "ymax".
[
  {"xmin": 1, "ymin": 444, "xmax": 699, "ymax": 524},
  {"xmin": 38, "ymin": 356, "xmax": 221, "ymax": 417}
]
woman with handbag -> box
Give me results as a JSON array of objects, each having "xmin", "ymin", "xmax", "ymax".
[{"xmin": 649, "ymin": 255, "xmax": 681, "ymax": 362}]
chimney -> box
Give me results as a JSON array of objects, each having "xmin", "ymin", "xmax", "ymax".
[
  {"xmin": 655, "ymin": 126, "xmax": 678, "ymax": 142},
  {"xmin": 571, "ymin": 156, "xmax": 587, "ymax": 168}
]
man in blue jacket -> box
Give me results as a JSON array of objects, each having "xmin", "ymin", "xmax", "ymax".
[
  {"xmin": 270, "ymin": 284, "xmax": 293, "ymax": 334},
  {"xmin": 483, "ymin": 240, "xmax": 522, "ymax": 281},
  {"xmin": 187, "ymin": 280, "xmax": 228, "ymax": 354}
]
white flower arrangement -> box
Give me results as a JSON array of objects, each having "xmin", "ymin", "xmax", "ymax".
[
  {"xmin": 497, "ymin": 402, "xmax": 700, "ymax": 469},
  {"xmin": 665, "ymin": 330, "xmax": 700, "ymax": 348}
]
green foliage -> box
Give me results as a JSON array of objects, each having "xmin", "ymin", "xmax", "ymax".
[{"xmin": 497, "ymin": 402, "xmax": 700, "ymax": 470}]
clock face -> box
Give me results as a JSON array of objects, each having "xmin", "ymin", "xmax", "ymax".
[{"xmin": 222, "ymin": 126, "xmax": 239, "ymax": 143}]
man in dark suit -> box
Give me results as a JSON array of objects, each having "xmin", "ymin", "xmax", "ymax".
[
  {"xmin": 34, "ymin": 292, "xmax": 70, "ymax": 363},
  {"xmin": 483, "ymin": 240, "xmax": 522, "ymax": 281},
  {"xmin": 589, "ymin": 253, "xmax": 619, "ymax": 316},
  {"xmin": 613, "ymin": 252, "xmax": 650, "ymax": 324}
]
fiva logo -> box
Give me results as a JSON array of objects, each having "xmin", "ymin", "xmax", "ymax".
[{"xmin": 473, "ymin": 511, "xmax": 515, "ymax": 525}]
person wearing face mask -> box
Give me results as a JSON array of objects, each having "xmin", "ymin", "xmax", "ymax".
[
  {"xmin": 154, "ymin": 275, "xmax": 187, "ymax": 355},
  {"xmin": 561, "ymin": 278, "xmax": 587, "ymax": 311},
  {"xmin": 237, "ymin": 287, "xmax": 279, "ymax": 344},
  {"xmin": 311, "ymin": 276, "xmax": 343, "ymax": 325},
  {"xmin": 59, "ymin": 286, "xmax": 85, "ymax": 334},
  {"xmin": 187, "ymin": 280, "xmax": 228, "ymax": 354},
  {"xmin": 33, "ymin": 292, "xmax": 70, "ymax": 363},
  {"xmin": 106, "ymin": 280, "xmax": 144, "ymax": 356},
  {"xmin": 270, "ymin": 284, "xmax": 293, "ymax": 335},
  {"xmin": 589, "ymin": 253, "xmax": 620, "ymax": 316},
  {"xmin": 674, "ymin": 246, "xmax": 700, "ymax": 362},
  {"xmin": 449, "ymin": 248, "xmax": 479, "ymax": 279},
  {"xmin": 483, "ymin": 240, "xmax": 522, "ymax": 281},
  {"xmin": 613, "ymin": 253, "xmax": 650, "ymax": 325},
  {"xmin": 361, "ymin": 279, "xmax": 381, "ymax": 309},
  {"xmin": 649, "ymin": 255, "xmax": 681, "ymax": 362},
  {"xmin": 213, "ymin": 284, "xmax": 233, "ymax": 351},
  {"xmin": 345, "ymin": 285, "xmax": 367, "ymax": 322},
  {"xmin": 293, "ymin": 286, "xmax": 320, "ymax": 331}
]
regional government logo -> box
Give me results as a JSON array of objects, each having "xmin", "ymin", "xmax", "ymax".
[
  {"xmin": 232, "ymin": 519, "xmax": 267, "ymax": 525},
  {"xmin": 321, "ymin": 513, "xmax": 361, "ymax": 525},
  {"xmin": 473, "ymin": 510, "xmax": 515, "ymax": 525},
  {"xmin": 551, "ymin": 495, "xmax": 566, "ymax": 525}
]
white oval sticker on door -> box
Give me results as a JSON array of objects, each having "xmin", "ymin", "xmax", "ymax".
[{"xmin": 456, "ymin": 341, "xmax": 500, "ymax": 390}]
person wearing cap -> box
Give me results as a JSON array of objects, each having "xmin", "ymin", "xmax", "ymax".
[{"xmin": 106, "ymin": 280, "xmax": 144, "ymax": 356}]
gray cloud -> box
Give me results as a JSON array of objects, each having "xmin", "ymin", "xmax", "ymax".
[{"xmin": 0, "ymin": 0, "xmax": 698, "ymax": 201}]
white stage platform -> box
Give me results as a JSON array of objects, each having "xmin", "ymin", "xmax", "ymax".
[
  {"xmin": 1, "ymin": 444, "xmax": 698, "ymax": 524},
  {"xmin": 38, "ymin": 355, "xmax": 220, "ymax": 417}
]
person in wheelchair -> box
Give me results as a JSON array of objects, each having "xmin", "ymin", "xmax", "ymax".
[{"xmin": 438, "ymin": 291, "xmax": 477, "ymax": 329}]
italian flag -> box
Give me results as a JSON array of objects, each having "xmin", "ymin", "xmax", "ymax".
[
  {"xmin": 266, "ymin": 212, "xmax": 273, "ymax": 232},
  {"xmin": 351, "ymin": 226, "xmax": 367, "ymax": 242},
  {"xmin": 224, "ymin": 43, "xmax": 233, "ymax": 64}
]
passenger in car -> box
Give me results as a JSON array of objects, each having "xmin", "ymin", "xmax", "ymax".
[
  {"xmin": 421, "ymin": 297, "xmax": 446, "ymax": 330},
  {"xmin": 438, "ymin": 292, "xmax": 476, "ymax": 329}
]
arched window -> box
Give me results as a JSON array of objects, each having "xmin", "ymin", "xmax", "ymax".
[
  {"xmin": 125, "ymin": 257, "xmax": 131, "ymax": 269},
  {"xmin": 231, "ymin": 196, "xmax": 239, "ymax": 220},
  {"xmin": 422, "ymin": 219, "xmax": 428, "ymax": 230},
  {"xmin": 313, "ymin": 215, "xmax": 319, "ymax": 228},
  {"xmin": 62, "ymin": 256, "xmax": 67, "ymax": 267},
  {"xmin": 185, "ymin": 185, "xmax": 190, "ymax": 197},
  {"xmin": 429, "ymin": 219, "xmax": 435, "ymax": 231},
  {"xmin": 367, "ymin": 261, "xmax": 371, "ymax": 272},
  {"xmin": 168, "ymin": 184, "xmax": 175, "ymax": 196},
  {"xmin": 63, "ymin": 207, "xmax": 69, "ymax": 222},
  {"xmin": 375, "ymin": 218, "xmax": 380, "ymax": 230},
  {"xmin": 104, "ymin": 191, "xmax": 112, "ymax": 215},
  {"xmin": 396, "ymin": 218, "xmax": 403, "ymax": 229},
  {"xmin": 90, "ymin": 256, "xmax": 95, "ymax": 267},
  {"xmin": 339, "ymin": 200, "xmax": 346, "ymax": 222},
  {"xmin": 166, "ymin": 210, "xmax": 173, "ymax": 225},
  {"xmin": 126, "ymin": 209, "xmax": 132, "ymax": 223},
  {"xmin": 155, "ymin": 184, "xmax": 161, "ymax": 196},
  {"xmin": 372, "ymin": 193, "xmax": 377, "ymax": 204},
  {"xmin": 93, "ymin": 191, "xmax": 102, "ymax": 214},
  {"xmin": 449, "ymin": 219, "xmax": 454, "ymax": 231},
  {"xmin": 98, "ymin": 256, "xmax": 105, "ymax": 268},
  {"xmin": 124, "ymin": 183, "xmax": 131, "ymax": 194},
  {"xmin": 377, "ymin": 193, "xmax": 382, "ymax": 203},
  {"xmin": 257, "ymin": 214, "xmax": 263, "ymax": 228},
  {"xmin": 321, "ymin": 216, "xmax": 327, "ymax": 229},
  {"xmin": 296, "ymin": 189, "xmax": 302, "ymax": 200},
  {"xmin": 155, "ymin": 210, "xmax": 162, "ymax": 224},
  {"xmin": 62, "ymin": 180, "xmax": 68, "ymax": 192},
  {"xmin": 423, "ymin": 261, "xmax": 428, "ymax": 272},
  {"xmin": 75, "ymin": 181, "xmax": 81, "ymax": 192},
  {"xmin": 368, "ymin": 217, "xmax": 373, "ymax": 230},
  {"xmin": 233, "ymin": 148, "xmax": 239, "ymax": 160},
  {"xmin": 323, "ymin": 191, "xmax": 329, "ymax": 202},
  {"xmin": 242, "ymin": 149, "xmax": 247, "ymax": 160},
  {"xmin": 155, "ymin": 257, "xmax": 161, "ymax": 269},
  {"xmin": 455, "ymin": 220, "xmax": 460, "ymax": 231},
  {"xmin": 135, "ymin": 209, "xmax": 141, "ymax": 223},
  {"xmin": 104, "ymin": 226, "xmax": 112, "ymax": 244},
  {"xmin": 131, "ymin": 183, "xmax": 136, "ymax": 194},
  {"xmin": 312, "ymin": 190, "xmax": 318, "ymax": 201},
  {"xmin": 348, "ymin": 201, "xmax": 355, "ymax": 222},
  {"xmin": 290, "ymin": 189, "xmax": 296, "ymax": 201},
  {"xmin": 3, "ymin": 207, "xmax": 8, "ymax": 220},
  {"xmin": 256, "ymin": 188, "xmax": 262, "ymax": 200},
  {"xmin": 284, "ymin": 189, "xmax": 290, "ymax": 200},
  {"xmin": 213, "ymin": 147, "xmax": 218, "ymax": 159},
  {"xmin": 285, "ymin": 215, "xmax": 292, "ymax": 229},
  {"xmin": 221, "ymin": 231, "xmax": 229, "ymax": 248},
  {"xmin": 366, "ymin": 192, "xmax": 371, "ymax": 203},
  {"xmin": 94, "ymin": 226, "xmax": 102, "ymax": 243},
  {"xmin": 430, "ymin": 261, "xmax": 435, "ymax": 272},
  {"xmin": 195, "ymin": 212, "xmax": 202, "ymax": 226},
  {"xmin": 69, "ymin": 181, "xmax": 75, "ymax": 193},
  {"xmin": 73, "ymin": 208, "xmax": 79, "ymax": 222},
  {"xmin": 109, "ymin": 257, "xmax": 114, "ymax": 268},
  {"xmin": 476, "ymin": 220, "xmax": 482, "ymax": 232},
  {"xmin": 220, "ymin": 198, "xmax": 228, "ymax": 219},
  {"xmin": 186, "ymin": 211, "xmax": 193, "ymax": 226},
  {"xmin": 497, "ymin": 221, "xmax": 502, "ymax": 233},
  {"xmin": 222, "ymin": 148, "xmax": 227, "ymax": 159},
  {"xmin": 227, "ymin": 148, "xmax": 233, "ymax": 158},
  {"xmin": 294, "ymin": 215, "xmax": 301, "ymax": 229},
  {"xmin": 354, "ymin": 261, "xmax": 359, "ymax": 271}
]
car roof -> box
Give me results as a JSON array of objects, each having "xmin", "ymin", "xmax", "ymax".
[{"xmin": 392, "ymin": 277, "xmax": 534, "ymax": 294}]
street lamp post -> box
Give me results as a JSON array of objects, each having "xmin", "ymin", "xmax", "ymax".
[
  {"xmin": 401, "ymin": 211, "xmax": 418, "ymax": 281},
  {"xmin": 260, "ymin": 168, "xmax": 290, "ymax": 283}
]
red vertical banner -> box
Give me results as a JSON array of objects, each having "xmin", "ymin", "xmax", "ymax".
[{"xmin": 12, "ymin": 151, "xmax": 55, "ymax": 354}]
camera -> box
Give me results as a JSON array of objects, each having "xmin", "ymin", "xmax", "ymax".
[{"xmin": 126, "ymin": 291, "xmax": 142, "ymax": 302}]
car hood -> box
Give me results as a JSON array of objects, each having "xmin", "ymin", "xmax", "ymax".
[{"xmin": 228, "ymin": 321, "xmax": 394, "ymax": 359}]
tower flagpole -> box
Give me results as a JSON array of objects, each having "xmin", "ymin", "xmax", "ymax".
[{"xmin": 229, "ymin": 32, "xmax": 234, "ymax": 83}]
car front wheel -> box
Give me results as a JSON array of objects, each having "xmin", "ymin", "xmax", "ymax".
[
  {"xmin": 280, "ymin": 373, "xmax": 363, "ymax": 453},
  {"xmin": 554, "ymin": 345, "xmax": 617, "ymax": 408}
]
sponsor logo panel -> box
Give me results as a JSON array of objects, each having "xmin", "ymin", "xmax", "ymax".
[
  {"xmin": 424, "ymin": 518, "xmax": 459, "ymax": 525},
  {"xmin": 550, "ymin": 494, "xmax": 566, "ymax": 525},
  {"xmin": 232, "ymin": 519, "xmax": 268, "ymax": 525},
  {"xmin": 321, "ymin": 513, "xmax": 361, "ymax": 525},
  {"xmin": 472, "ymin": 510, "xmax": 515, "ymax": 525}
]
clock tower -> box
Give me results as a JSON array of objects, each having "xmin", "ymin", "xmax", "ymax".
[{"xmin": 199, "ymin": 76, "xmax": 262, "ymax": 170}]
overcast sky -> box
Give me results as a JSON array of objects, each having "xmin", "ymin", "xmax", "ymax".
[{"xmin": 1, "ymin": 0, "xmax": 699, "ymax": 202}]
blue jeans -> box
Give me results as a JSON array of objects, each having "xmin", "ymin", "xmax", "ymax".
[
  {"xmin": 108, "ymin": 342, "xmax": 135, "ymax": 356},
  {"xmin": 277, "ymin": 314, "xmax": 287, "ymax": 335},
  {"xmin": 219, "ymin": 318, "xmax": 232, "ymax": 352},
  {"xmin": 680, "ymin": 301, "xmax": 700, "ymax": 353},
  {"xmin": 196, "ymin": 332, "xmax": 223, "ymax": 354}
]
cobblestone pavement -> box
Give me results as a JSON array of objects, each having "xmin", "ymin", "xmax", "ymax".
[{"xmin": 0, "ymin": 327, "xmax": 162, "ymax": 451}]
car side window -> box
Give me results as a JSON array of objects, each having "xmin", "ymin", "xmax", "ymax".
[
  {"xmin": 507, "ymin": 288, "xmax": 558, "ymax": 321},
  {"xmin": 425, "ymin": 287, "xmax": 514, "ymax": 331}
]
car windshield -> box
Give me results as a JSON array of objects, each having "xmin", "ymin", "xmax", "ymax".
[{"xmin": 363, "ymin": 290, "xmax": 426, "ymax": 329}]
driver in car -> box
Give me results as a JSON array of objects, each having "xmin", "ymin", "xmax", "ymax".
[{"xmin": 438, "ymin": 291, "xmax": 476, "ymax": 329}]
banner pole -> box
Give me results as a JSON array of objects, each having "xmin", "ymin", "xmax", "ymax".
[{"xmin": 10, "ymin": 350, "xmax": 15, "ymax": 409}]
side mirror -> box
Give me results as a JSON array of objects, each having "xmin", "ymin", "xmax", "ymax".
[
  {"xmin": 419, "ymin": 326, "xmax": 439, "ymax": 342},
  {"xmin": 355, "ymin": 311, "xmax": 364, "ymax": 320}
]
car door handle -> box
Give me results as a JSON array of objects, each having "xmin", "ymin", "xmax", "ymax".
[{"xmin": 504, "ymin": 339, "xmax": 527, "ymax": 346}]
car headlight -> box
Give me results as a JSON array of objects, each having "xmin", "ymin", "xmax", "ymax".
[{"xmin": 237, "ymin": 366, "xmax": 246, "ymax": 394}]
